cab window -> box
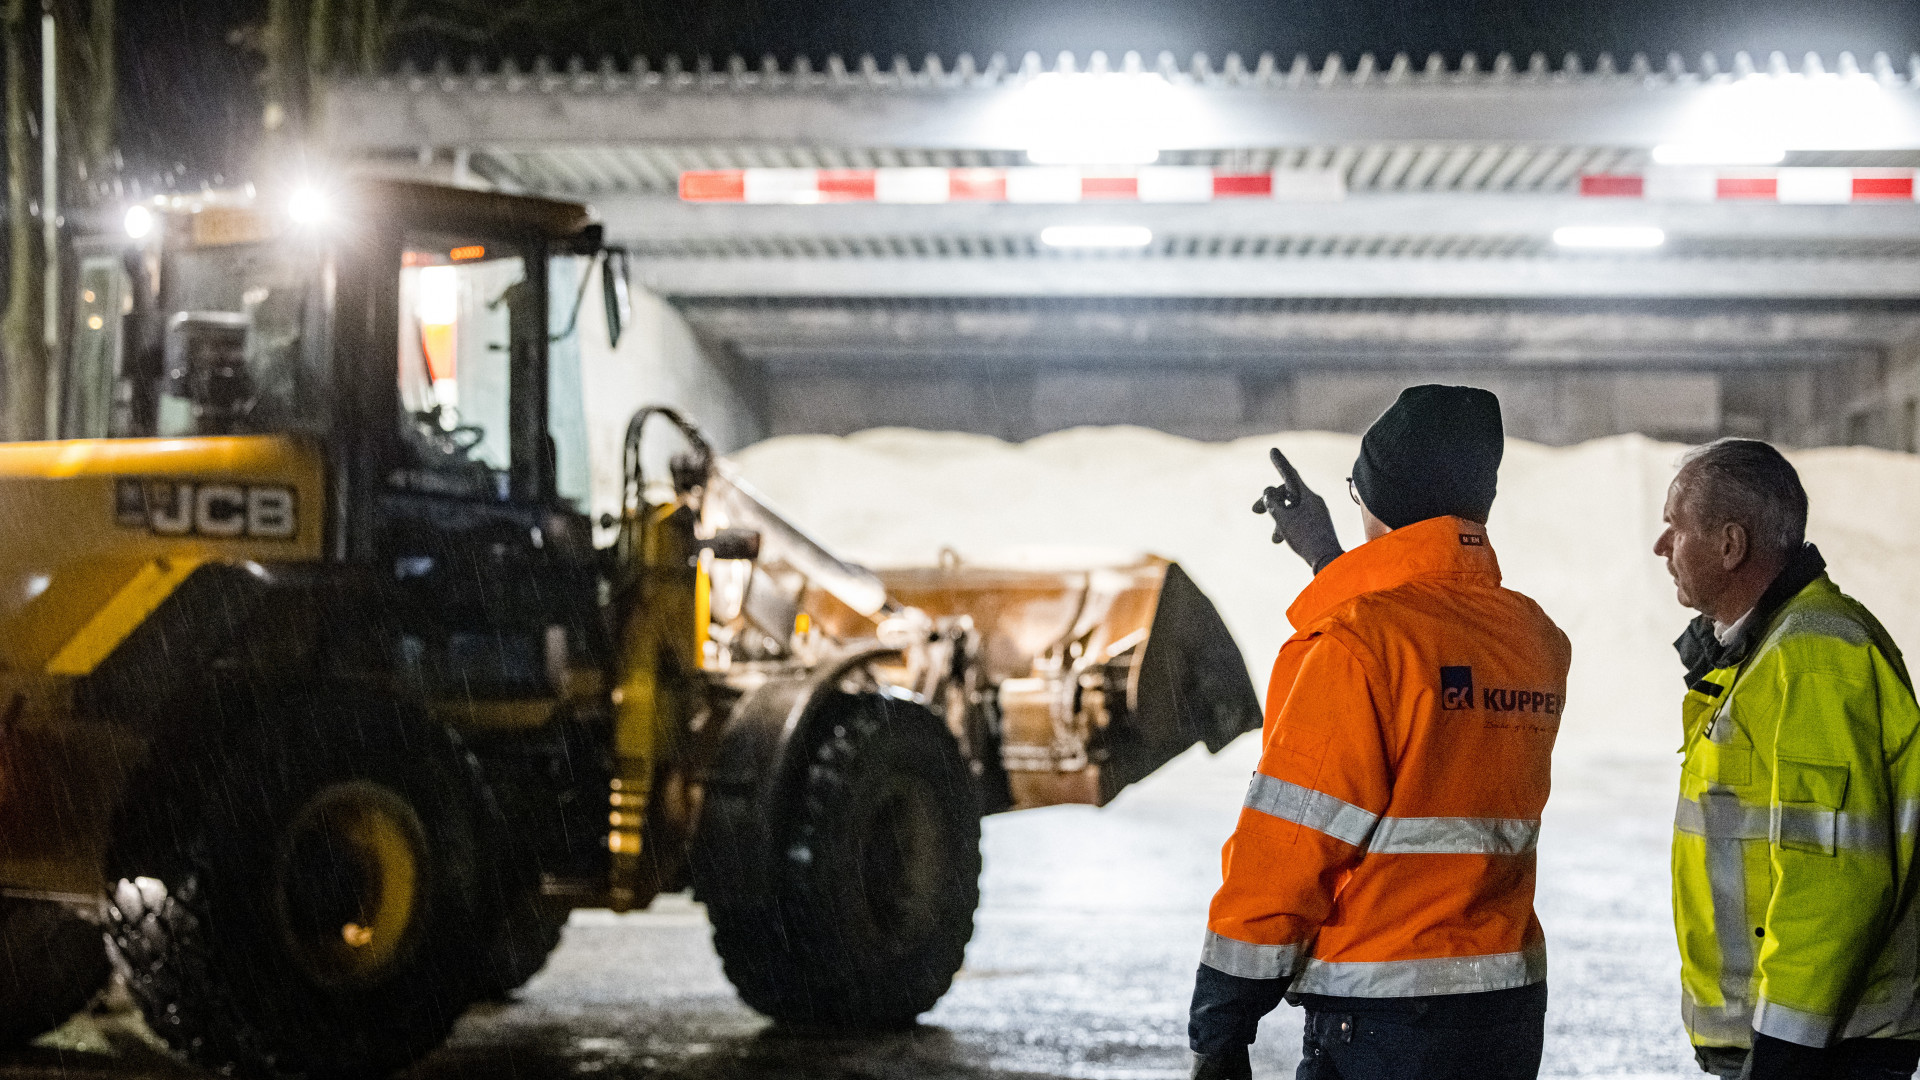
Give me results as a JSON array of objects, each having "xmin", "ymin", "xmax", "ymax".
[
  {"xmin": 150, "ymin": 239, "xmax": 324, "ymax": 438},
  {"xmin": 394, "ymin": 237, "xmax": 524, "ymax": 499},
  {"xmin": 68, "ymin": 232, "xmax": 326, "ymax": 440},
  {"xmin": 548, "ymin": 254, "xmax": 594, "ymax": 513},
  {"xmin": 62, "ymin": 255, "xmax": 129, "ymax": 439}
]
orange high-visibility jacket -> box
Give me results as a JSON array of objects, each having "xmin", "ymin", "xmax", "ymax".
[{"xmin": 1202, "ymin": 515, "xmax": 1571, "ymax": 998}]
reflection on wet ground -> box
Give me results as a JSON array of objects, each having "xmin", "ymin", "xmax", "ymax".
[{"xmin": 2, "ymin": 742, "xmax": 1695, "ymax": 1079}]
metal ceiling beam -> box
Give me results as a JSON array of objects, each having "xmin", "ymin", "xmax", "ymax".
[
  {"xmin": 634, "ymin": 255, "xmax": 1920, "ymax": 299},
  {"xmin": 736, "ymin": 343, "xmax": 1879, "ymax": 372},
  {"xmin": 677, "ymin": 300, "xmax": 1920, "ymax": 344},
  {"xmin": 676, "ymin": 301, "xmax": 1913, "ymax": 370},
  {"xmin": 593, "ymin": 193, "xmax": 1920, "ymax": 244}
]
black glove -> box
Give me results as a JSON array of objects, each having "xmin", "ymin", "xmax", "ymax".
[
  {"xmin": 1692, "ymin": 1044, "xmax": 1746, "ymax": 1078},
  {"xmin": 1251, "ymin": 448, "xmax": 1344, "ymax": 574},
  {"xmin": 1191, "ymin": 1046, "xmax": 1253, "ymax": 1080},
  {"xmin": 1190, "ymin": 963, "xmax": 1287, "ymax": 1063}
]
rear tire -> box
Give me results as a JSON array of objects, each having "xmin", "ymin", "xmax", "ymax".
[
  {"xmin": 0, "ymin": 897, "xmax": 110, "ymax": 1047},
  {"xmin": 709, "ymin": 691, "xmax": 981, "ymax": 1028},
  {"xmin": 105, "ymin": 695, "xmax": 507, "ymax": 1078}
]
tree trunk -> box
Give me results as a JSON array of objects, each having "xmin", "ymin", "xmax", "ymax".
[
  {"xmin": 84, "ymin": 0, "xmax": 112, "ymax": 174},
  {"xmin": 2, "ymin": 0, "xmax": 46, "ymax": 441},
  {"xmin": 262, "ymin": 0, "xmax": 297, "ymax": 137},
  {"xmin": 306, "ymin": 0, "xmax": 332, "ymax": 78}
]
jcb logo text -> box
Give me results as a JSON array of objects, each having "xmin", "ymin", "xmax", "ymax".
[{"xmin": 115, "ymin": 479, "xmax": 297, "ymax": 540}]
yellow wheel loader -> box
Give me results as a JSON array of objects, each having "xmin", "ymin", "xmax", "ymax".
[{"xmin": 0, "ymin": 178, "xmax": 1260, "ymax": 1075}]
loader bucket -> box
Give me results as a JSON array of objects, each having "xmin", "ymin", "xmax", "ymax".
[
  {"xmin": 1098, "ymin": 562, "xmax": 1262, "ymax": 803},
  {"xmin": 870, "ymin": 559, "xmax": 1261, "ymax": 808}
]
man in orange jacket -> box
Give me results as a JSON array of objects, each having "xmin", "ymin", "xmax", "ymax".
[{"xmin": 1189, "ymin": 385, "xmax": 1571, "ymax": 1080}]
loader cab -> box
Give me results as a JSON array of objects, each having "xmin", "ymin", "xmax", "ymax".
[
  {"xmin": 58, "ymin": 180, "xmax": 622, "ymax": 704},
  {"xmin": 63, "ymin": 180, "xmax": 610, "ymax": 534}
]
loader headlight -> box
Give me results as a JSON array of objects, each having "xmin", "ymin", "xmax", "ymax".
[
  {"xmin": 288, "ymin": 184, "xmax": 333, "ymax": 228},
  {"xmin": 123, "ymin": 204, "xmax": 154, "ymax": 240}
]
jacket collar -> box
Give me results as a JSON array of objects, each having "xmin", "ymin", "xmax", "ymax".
[
  {"xmin": 1673, "ymin": 543, "xmax": 1827, "ymax": 686},
  {"xmin": 1287, "ymin": 516, "xmax": 1502, "ymax": 630}
]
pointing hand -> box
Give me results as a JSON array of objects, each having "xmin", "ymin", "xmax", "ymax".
[{"xmin": 1251, "ymin": 448, "xmax": 1345, "ymax": 574}]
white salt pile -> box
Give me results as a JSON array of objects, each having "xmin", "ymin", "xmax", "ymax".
[{"xmin": 729, "ymin": 428, "xmax": 1920, "ymax": 760}]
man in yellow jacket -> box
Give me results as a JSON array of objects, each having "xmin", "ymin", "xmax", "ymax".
[{"xmin": 1656, "ymin": 438, "xmax": 1920, "ymax": 1080}]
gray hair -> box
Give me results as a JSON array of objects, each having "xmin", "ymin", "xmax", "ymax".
[{"xmin": 1676, "ymin": 438, "xmax": 1808, "ymax": 554}]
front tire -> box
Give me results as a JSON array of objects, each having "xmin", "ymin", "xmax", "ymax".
[
  {"xmin": 479, "ymin": 891, "xmax": 570, "ymax": 997},
  {"xmin": 709, "ymin": 691, "xmax": 982, "ymax": 1028},
  {"xmin": 106, "ymin": 695, "xmax": 507, "ymax": 1078},
  {"xmin": 0, "ymin": 897, "xmax": 110, "ymax": 1047}
]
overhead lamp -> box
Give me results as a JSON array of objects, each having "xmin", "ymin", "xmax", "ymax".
[
  {"xmin": 1017, "ymin": 72, "xmax": 1177, "ymax": 165},
  {"xmin": 123, "ymin": 204, "xmax": 154, "ymax": 240},
  {"xmin": 1552, "ymin": 225, "xmax": 1666, "ymax": 249},
  {"xmin": 1671, "ymin": 75, "xmax": 1900, "ymax": 156},
  {"xmin": 1027, "ymin": 142, "xmax": 1160, "ymax": 166},
  {"xmin": 1651, "ymin": 144, "xmax": 1786, "ymax": 166},
  {"xmin": 1040, "ymin": 225, "xmax": 1154, "ymax": 249}
]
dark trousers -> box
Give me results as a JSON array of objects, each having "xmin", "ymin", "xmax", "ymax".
[
  {"xmin": 1294, "ymin": 986, "xmax": 1546, "ymax": 1080},
  {"xmin": 1698, "ymin": 1039, "xmax": 1920, "ymax": 1080}
]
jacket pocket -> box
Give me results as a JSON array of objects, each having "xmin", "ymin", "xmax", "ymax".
[
  {"xmin": 1683, "ymin": 739, "xmax": 1752, "ymax": 786},
  {"xmin": 1773, "ymin": 757, "xmax": 1850, "ymax": 856},
  {"xmin": 1269, "ymin": 725, "xmax": 1330, "ymax": 771}
]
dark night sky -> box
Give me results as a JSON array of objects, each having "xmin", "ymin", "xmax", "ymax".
[{"xmin": 105, "ymin": 0, "xmax": 1920, "ymax": 183}]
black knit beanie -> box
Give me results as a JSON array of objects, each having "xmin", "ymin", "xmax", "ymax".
[{"xmin": 1351, "ymin": 385, "xmax": 1504, "ymax": 529}]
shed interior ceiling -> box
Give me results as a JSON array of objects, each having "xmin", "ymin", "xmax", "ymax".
[{"xmin": 323, "ymin": 48, "xmax": 1920, "ymax": 298}]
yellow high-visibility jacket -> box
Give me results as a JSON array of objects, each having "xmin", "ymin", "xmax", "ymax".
[{"xmin": 1675, "ymin": 571, "xmax": 1920, "ymax": 1050}]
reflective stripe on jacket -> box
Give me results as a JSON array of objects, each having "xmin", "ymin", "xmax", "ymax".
[
  {"xmin": 1202, "ymin": 515, "xmax": 1572, "ymax": 997},
  {"xmin": 1674, "ymin": 573, "xmax": 1920, "ymax": 1049}
]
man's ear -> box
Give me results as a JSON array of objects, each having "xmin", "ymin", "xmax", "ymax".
[{"xmin": 1720, "ymin": 521, "xmax": 1750, "ymax": 571}]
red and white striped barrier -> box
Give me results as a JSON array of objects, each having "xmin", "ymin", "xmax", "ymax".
[
  {"xmin": 679, "ymin": 167, "xmax": 1346, "ymax": 204},
  {"xmin": 682, "ymin": 166, "xmax": 1920, "ymax": 205},
  {"xmin": 1582, "ymin": 168, "xmax": 1919, "ymax": 202}
]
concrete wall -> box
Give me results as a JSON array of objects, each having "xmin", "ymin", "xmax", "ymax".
[
  {"xmin": 1288, "ymin": 371, "xmax": 1723, "ymax": 445},
  {"xmin": 759, "ymin": 366, "xmax": 1810, "ymax": 447},
  {"xmin": 1876, "ymin": 339, "xmax": 1920, "ymax": 453},
  {"xmin": 697, "ymin": 298, "xmax": 1920, "ymax": 451}
]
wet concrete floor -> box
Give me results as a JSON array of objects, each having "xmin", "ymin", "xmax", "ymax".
[{"xmin": 2, "ymin": 741, "xmax": 1697, "ymax": 1079}]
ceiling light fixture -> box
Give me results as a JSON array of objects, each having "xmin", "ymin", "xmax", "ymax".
[
  {"xmin": 1026, "ymin": 143, "xmax": 1161, "ymax": 166},
  {"xmin": 1017, "ymin": 73, "xmax": 1177, "ymax": 165},
  {"xmin": 1651, "ymin": 144, "xmax": 1787, "ymax": 166},
  {"xmin": 1552, "ymin": 225, "xmax": 1666, "ymax": 249}
]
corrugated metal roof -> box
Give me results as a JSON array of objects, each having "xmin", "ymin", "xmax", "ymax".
[
  {"xmin": 324, "ymin": 48, "xmax": 1920, "ymax": 297},
  {"xmin": 370, "ymin": 46, "xmax": 1920, "ymax": 91}
]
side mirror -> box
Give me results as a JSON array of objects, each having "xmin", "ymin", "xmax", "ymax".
[
  {"xmin": 602, "ymin": 249, "xmax": 632, "ymax": 350},
  {"xmin": 702, "ymin": 528, "xmax": 763, "ymax": 561}
]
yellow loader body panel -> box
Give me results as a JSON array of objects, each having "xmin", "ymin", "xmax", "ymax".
[
  {"xmin": 0, "ymin": 435, "xmax": 324, "ymax": 894},
  {"xmin": 0, "ymin": 435, "xmax": 325, "ymax": 675}
]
